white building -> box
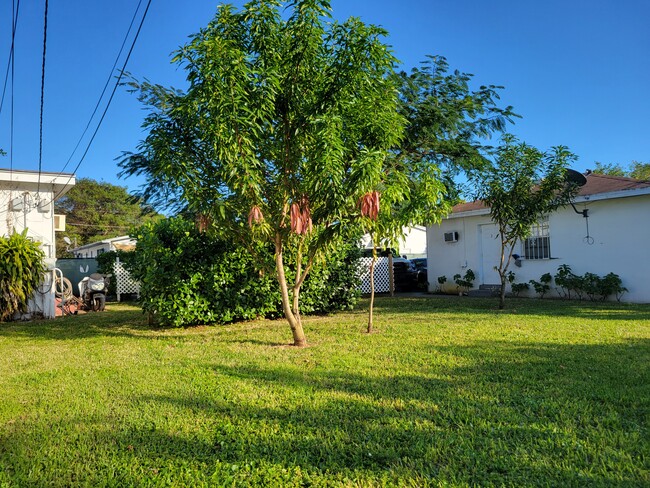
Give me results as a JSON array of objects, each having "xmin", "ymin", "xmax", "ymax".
[
  {"xmin": 360, "ymin": 225, "xmax": 427, "ymax": 258},
  {"xmin": 71, "ymin": 235, "xmax": 137, "ymax": 258},
  {"xmin": 1, "ymin": 168, "xmax": 76, "ymax": 318},
  {"xmin": 427, "ymin": 174, "xmax": 650, "ymax": 303}
]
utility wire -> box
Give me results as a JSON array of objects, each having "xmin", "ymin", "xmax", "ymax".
[
  {"xmin": 57, "ymin": 0, "xmax": 144, "ymax": 176},
  {"xmin": 0, "ymin": 0, "xmax": 20, "ymax": 116},
  {"xmin": 37, "ymin": 0, "xmax": 49, "ymax": 195},
  {"xmin": 9, "ymin": 0, "xmax": 17, "ymax": 173},
  {"xmin": 49, "ymin": 0, "xmax": 152, "ymax": 205}
]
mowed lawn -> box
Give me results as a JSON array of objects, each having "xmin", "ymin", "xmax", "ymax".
[{"xmin": 0, "ymin": 297, "xmax": 648, "ymax": 487}]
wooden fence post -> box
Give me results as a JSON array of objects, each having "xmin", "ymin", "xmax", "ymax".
[{"xmin": 388, "ymin": 253, "xmax": 394, "ymax": 297}]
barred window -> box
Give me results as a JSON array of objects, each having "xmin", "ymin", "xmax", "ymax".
[{"xmin": 524, "ymin": 218, "xmax": 550, "ymax": 259}]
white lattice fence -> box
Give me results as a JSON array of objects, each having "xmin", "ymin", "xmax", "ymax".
[
  {"xmin": 358, "ymin": 257, "xmax": 391, "ymax": 294},
  {"xmin": 114, "ymin": 257, "xmax": 140, "ymax": 302}
]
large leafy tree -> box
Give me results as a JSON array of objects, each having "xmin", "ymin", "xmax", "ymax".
[
  {"xmin": 360, "ymin": 57, "xmax": 517, "ymax": 331},
  {"xmin": 471, "ymin": 135, "xmax": 579, "ymax": 309},
  {"xmin": 120, "ymin": 0, "xmax": 405, "ymax": 346},
  {"xmin": 54, "ymin": 178, "xmax": 159, "ymax": 257}
]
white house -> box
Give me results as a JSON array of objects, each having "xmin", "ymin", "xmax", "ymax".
[
  {"xmin": 360, "ymin": 225, "xmax": 427, "ymax": 258},
  {"xmin": 427, "ymin": 174, "xmax": 650, "ymax": 303},
  {"xmin": 71, "ymin": 235, "xmax": 137, "ymax": 258},
  {"xmin": 1, "ymin": 168, "xmax": 76, "ymax": 318}
]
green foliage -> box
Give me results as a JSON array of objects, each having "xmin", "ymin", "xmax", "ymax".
[
  {"xmin": 471, "ymin": 134, "xmax": 579, "ymax": 308},
  {"xmin": 130, "ymin": 218, "xmax": 360, "ymax": 327},
  {"xmin": 118, "ymin": 0, "xmax": 407, "ymax": 343},
  {"xmin": 507, "ymin": 271, "xmax": 529, "ymax": 297},
  {"xmin": 510, "ymin": 282, "xmax": 530, "ymax": 297},
  {"xmin": 394, "ymin": 56, "xmax": 517, "ymax": 197},
  {"xmin": 554, "ymin": 265, "xmax": 627, "ymax": 302},
  {"xmin": 453, "ymin": 268, "xmax": 475, "ymax": 293},
  {"xmin": 0, "ymin": 231, "xmax": 47, "ymax": 321},
  {"xmin": 592, "ymin": 160, "xmax": 650, "ymax": 180},
  {"xmin": 529, "ymin": 272, "xmax": 552, "ymax": 298},
  {"xmin": 54, "ymin": 178, "xmax": 161, "ymax": 258},
  {"xmin": 434, "ymin": 275, "xmax": 447, "ymax": 293}
]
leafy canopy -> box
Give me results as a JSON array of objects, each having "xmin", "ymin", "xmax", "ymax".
[
  {"xmin": 119, "ymin": 0, "xmax": 407, "ymax": 345},
  {"xmin": 54, "ymin": 178, "xmax": 160, "ymax": 257},
  {"xmin": 592, "ymin": 161, "xmax": 650, "ymax": 181},
  {"xmin": 471, "ymin": 134, "xmax": 579, "ymax": 308}
]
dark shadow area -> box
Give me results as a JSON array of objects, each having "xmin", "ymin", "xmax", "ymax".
[
  {"xmin": 2, "ymin": 339, "xmax": 646, "ymax": 485},
  {"xmin": 369, "ymin": 295, "xmax": 650, "ymax": 321}
]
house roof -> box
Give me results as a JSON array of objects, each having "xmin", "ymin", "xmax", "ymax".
[
  {"xmin": 449, "ymin": 173, "xmax": 650, "ymax": 216},
  {"xmin": 71, "ymin": 235, "xmax": 135, "ymax": 252},
  {"xmin": 0, "ymin": 168, "xmax": 76, "ymax": 198}
]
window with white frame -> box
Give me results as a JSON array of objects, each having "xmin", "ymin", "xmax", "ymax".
[{"xmin": 524, "ymin": 217, "xmax": 550, "ymax": 259}]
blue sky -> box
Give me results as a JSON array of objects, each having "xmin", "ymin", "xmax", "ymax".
[{"xmin": 0, "ymin": 0, "xmax": 648, "ymax": 194}]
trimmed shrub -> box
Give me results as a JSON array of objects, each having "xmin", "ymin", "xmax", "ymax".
[
  {"xmin": 0, "ymin": 231, "xmax": 47, "ymax": 321},
  {"xmin": 130, "ymin": 218, "xmax": 361, "ymax": 327},
  {"xmin": 554, "ymin": 265, "xmax": 627, "ymax": 301}
]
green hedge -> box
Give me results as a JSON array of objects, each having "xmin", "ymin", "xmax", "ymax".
[
  {"xmin": 130, "ymin": 218, "xmax": 360, "ymax": 327},
  {"xmin": 0, "ymin": 231, "xmax": 47, "ymax": 321}
]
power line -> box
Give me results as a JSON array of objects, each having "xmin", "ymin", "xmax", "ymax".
[
  {"xmin": 37, "ymin": 0, "xmax": 49, "ymax": 195},
  {"xmin": 9, "ymin": 0, "xmax": 17, "ymax": 174},
  {"xmin": 57, "ymin": 0, "xmax": 144, "ymax": 177},
  {"xmin": 48, "ymin": 0, "xmax": 152, "ymax": 205},
  {"xmin": 0, "ymin": 0, "xmax": 20, "ymax": 116}
]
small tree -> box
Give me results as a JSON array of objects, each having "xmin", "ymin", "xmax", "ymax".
[
  {"xmin": 472, "ymin": 135, "xmax": 579, "ymax": 309},
  {"xmin": 119, "ymin": 1, "xmax": 403, "ymax": 346}
]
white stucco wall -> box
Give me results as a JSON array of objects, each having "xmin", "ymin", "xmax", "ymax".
[
  {"xmin": 360, "ymin": 226, "xmax": 427, "ymax": 258},
  {"xmin": 1, "ymin": 170, "xmax": 75, "ymax": 318},
  {"xmin": 427, "ymin": 193, "xmax": 650, "ymax": 303}
]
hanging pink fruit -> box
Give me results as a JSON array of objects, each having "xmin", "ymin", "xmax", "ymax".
[
  {"xmin": 248, "ymin": 205, "xmax": 264, "ymax": 228},
  {"xmin": 360, "ymin": 191, "xmax": 380, "ymax": 220},
  {"xmin": 196, "ymin": 213, "xmax": 212, "ymax": 233},
  {"xmin": 290, "ymin": 196, "xmax": 312, "ymax": 235}
]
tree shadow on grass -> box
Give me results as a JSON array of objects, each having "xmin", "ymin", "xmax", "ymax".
[
  {"xmin": 3, "ymin": 339, "xmax": 646, "ymax": 485},
  {"xmin": 370, "ymin": 295, "xmax": 650, "ymax": 321}
]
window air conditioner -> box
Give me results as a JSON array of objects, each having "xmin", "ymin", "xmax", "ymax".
[
  {"xmin": 54, "ymin": 214, "xmax": 66, "ymax": 232},
  {"xmin": 444, "ymin": 231, "xmax": 459, "ymax": 243}
]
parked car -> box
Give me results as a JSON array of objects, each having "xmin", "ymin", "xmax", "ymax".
[
  {"xmin": 411, "ymin": 258, "xmax": 428, "ymax": 289},
  {"xmin": 392, "ymin": 259, "xmax": 419, "ymax": 292}
]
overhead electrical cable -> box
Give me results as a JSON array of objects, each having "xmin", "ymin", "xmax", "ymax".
[
  {"xmin": 57, "ymin": 0, "xmax": 144, "ymax": 177},
  {"xmin": 0, "ymin": 0, "xmax": 20, "ymax": 116},
  {"xmin": 9, "ymin": 0, "xmax": 17, "ymax": 174},
  {"xmin": 37, "ymin": 0, "xmax": 49, "ymax": 195},
  {"xmin": 49, "ymin": 0, "xmax": 152, "ymax": 205}
]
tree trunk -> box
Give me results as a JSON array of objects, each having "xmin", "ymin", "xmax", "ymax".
[
  {"xmin": 274, "ymin": 236, "xmax": 307, "ymax": 347},
  {"xmin": 499, "ymin": 272, "xmax": 507, "ymax": 309},
  {"xmin": 367, "ymin": 245, "xmax": 377, "ymax": 333}
]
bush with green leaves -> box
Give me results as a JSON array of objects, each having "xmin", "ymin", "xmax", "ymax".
[
  {"xmin": 453, "ymin": 269, "xmax": 475, "ymax": 294},
  {"xmin": 436, "ymin": 275, "xmax": 447, "ymax": 292},
  {"xmin": 0, "ymin": 231, "xmax": 47, "ymax": 321},
  {"xmin": 507, "ymin": 271, "xmax": 529, "ymax": 297},
  {"xmin": 130, "ymin": 218, "xmax": 361, "ymax": 327},
  {"xmin": 554, "ymin": 265, "xmax": 626, "ymax": 302},
  {"xmin": 529, "ymin": 272, "xmax": 552, "ymax": 298}
]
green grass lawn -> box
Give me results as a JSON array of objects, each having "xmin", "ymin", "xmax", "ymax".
[{"xmin": 0, "ymin": 297, "xmax": 648, "ymax": 487}]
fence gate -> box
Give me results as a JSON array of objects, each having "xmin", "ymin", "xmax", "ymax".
[
  {"xmin": 358, "ymin": 256, "xmax": 393, "ymax": 294},
  {"xmin": 114, "ymin": 257, "xmax": 140, "ymax": 302}
]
